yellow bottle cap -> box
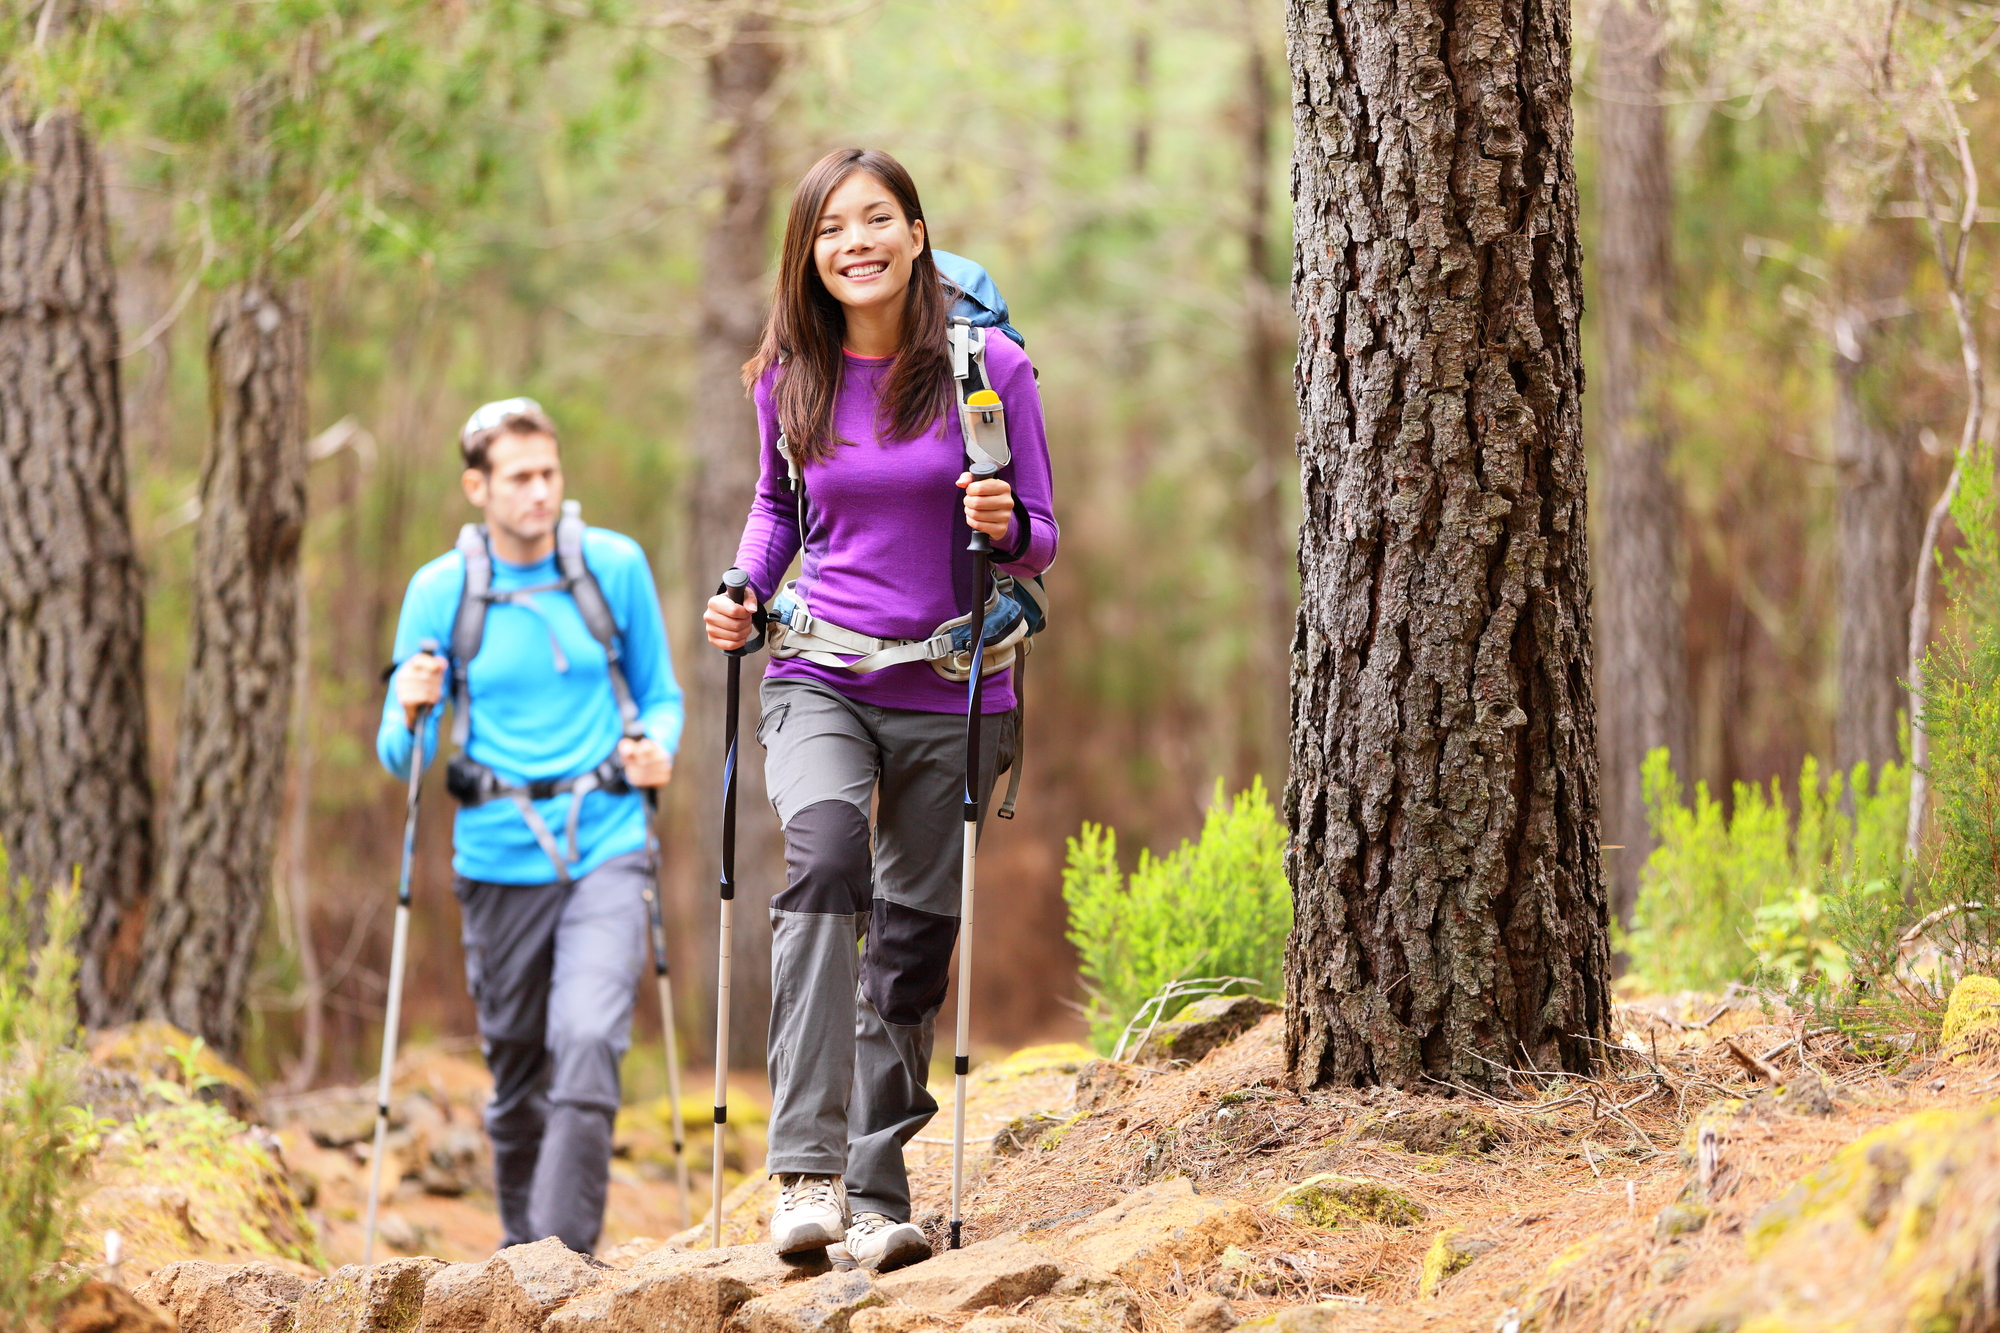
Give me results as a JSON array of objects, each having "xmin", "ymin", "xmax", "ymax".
[{"xmin": 965, "ymin": 390, "xmax": 1002, "ymax": 408}]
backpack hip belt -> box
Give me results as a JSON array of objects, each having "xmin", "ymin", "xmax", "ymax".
[
  {"xmin": 446, "ymin": 751, "xmax": 632, "ymax": 884},
  {"xmin": 763, "ymin": 573, "xmax": 1044, "ymax": 683}
]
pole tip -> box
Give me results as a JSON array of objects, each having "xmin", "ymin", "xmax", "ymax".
[{"xmin": 949, "ymin": 1220, "xmax": 964, "ymax": 1250}]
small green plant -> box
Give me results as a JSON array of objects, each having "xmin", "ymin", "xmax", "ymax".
[
  {"xmin": 0, "ymin": 849, "xmax": 92, "ymax": 1321},
  {"xmin": 1912, "ymin": 443, "xmax": 2000, "ymax": 982},
  {"xmin": 1063, "ymin": 777, "xmax": 1291, "ymax": 1054},
  {"xmin": 1619, "ymin": 749, "xmax": 1907, "ymax": 993},
  {"xmin": 1746, "ymin": 886, "xmax": 1855, "ymax": 988}
]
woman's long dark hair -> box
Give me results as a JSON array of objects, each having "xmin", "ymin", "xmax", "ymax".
[{"xmin": 742, "ymin": 148, "xmax": 954, "ymax": 465}]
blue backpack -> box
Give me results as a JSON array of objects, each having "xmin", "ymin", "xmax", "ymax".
[{"xmin": 934, "ymin": 249, "xmax": 1026, "ymax": 350}]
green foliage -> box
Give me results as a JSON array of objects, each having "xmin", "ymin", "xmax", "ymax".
[
  {"xmin": 0, "ymin": 851, "xmax": 92, "ymax": 1321},
  {"xmin": 1620, "ymin": 748, "xmax": 1908, "ymax": 992},
  {"xmin": 1914, "ymin": 444, "xmax": 2000, "ymax": 978},
  {"xmin": 1062, "ymin": 778, "xmax": 1291, "ymax": 1054},
  {"xmin": 110, "ymin": 2, "xmax": 561, "ymax": 283}
]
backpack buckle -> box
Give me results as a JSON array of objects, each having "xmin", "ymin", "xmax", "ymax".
[{"xmin": 923, "ymin": 632, "xmax": 954, "ymax": 661}]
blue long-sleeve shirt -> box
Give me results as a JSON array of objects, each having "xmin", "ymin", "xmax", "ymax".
[{"xmin": 377, "ymin": 527, "xmax": 684, "ymax": 885}]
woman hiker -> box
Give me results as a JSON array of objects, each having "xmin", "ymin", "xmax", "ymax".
[{"xmin": 704, "ymin": 147, "xmax": 1058, "ymax": 1272}]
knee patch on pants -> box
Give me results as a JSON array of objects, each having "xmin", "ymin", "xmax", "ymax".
[
  {"xmin": 863, "ymin": 897, "xmax": 958, "ymax": 1026},
  {"xmin": 776, "ymin": 799, "xmax": 873, "ymax": 916}
]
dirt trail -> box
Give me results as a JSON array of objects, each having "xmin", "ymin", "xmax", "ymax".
[{"xmin": 73, "ymin": 986, "xmax": 2000, "ymax": 1333}]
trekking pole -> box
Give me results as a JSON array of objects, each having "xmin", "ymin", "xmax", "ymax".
[
  {"xmin": 364, "ymin": 637, "xmax": 438, "ymax": 1267},
  {"xmin": 711, "ymin": 568, "xmax": 752, "ymax": 1247},
  {"xmin": 950, "ymin": 463, "xmax": 999, "ymax": 1251},
  {"xmin": 636, "ymin": 777, "xmax": 692, "ymax": 1232}
]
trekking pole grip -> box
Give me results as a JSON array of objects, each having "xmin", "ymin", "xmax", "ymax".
[
  {"xmin": 720, "ymin": 568, "xmax": 764, "ymax": 657},
  {"xmin": 965, "ymin": 462, "xmax": 999, "ymax": 555}
]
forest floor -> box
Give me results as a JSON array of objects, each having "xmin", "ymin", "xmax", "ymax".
[{"xmin": 70, "ymin": 988, "xmax": 2000, "ymax": 1333}]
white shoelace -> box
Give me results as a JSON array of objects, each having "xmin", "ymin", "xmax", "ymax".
[
  {"xmin": 849, "ymin": 1212, "xmax": 896, "ymax": 1236},
  {"xmin": 780, "ymin": 1174, "xmax": 842, "ymax": 1213}
]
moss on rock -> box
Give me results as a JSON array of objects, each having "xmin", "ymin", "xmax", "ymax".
[
  {"xmin": 1941, "ymin": 975, "xmax": 2000, "ymax": 1059},
  {"xmin": 1267, "ymin": 1174, "xmax": 1423, "ymax": 1230},
  {"xmin": 1418, "ymin": 1228, "xmax": 1496, "ymax": 1298},
  {"xmin": 1356, "ymin": 1106, "xmax": 1504, "ymax": 1155},
  {"xmin": 1671, "ymin": 1099, "xmax": 2000, "ymax": 1332}
]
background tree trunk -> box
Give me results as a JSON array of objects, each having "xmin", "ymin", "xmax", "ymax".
[
  {"xmin": 1593, "ymin": 0, "xmax": 1687, "ymax": 926},
  {"xmin": 1283, "ymin": 0, "xmax": 1607, "ymax": 1091},
  {"xmin": 1237, "ymin": 15, "xmax": 1294, "ymax": 782},
  {"xmin": 1832, "ymin": 315, "xmax": 1917, "ymax": 774},
  {"xmin": 133, "ymin": 280, "xmax": 308, "ymax": 1053},
  {"xmin": 684, "ymin": 25, "xmax": 786, "ymax": 1067},
  {"xmin": 0, "ymin": 109, "xmax": 155, "ymax": 1023}
]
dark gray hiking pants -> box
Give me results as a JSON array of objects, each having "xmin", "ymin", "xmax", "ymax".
[
  {"xmin": 758, "ymin": 676, "xmax": 1016, "ymax": 1222},
  {"xmin": 454, "ymin": 848, "xmax": 650, "ymax": 1253}
]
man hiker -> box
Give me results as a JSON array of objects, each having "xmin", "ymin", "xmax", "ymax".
[{"xmin": 378, "ymin": 398, "xmax": 684, "ymax": 1254}]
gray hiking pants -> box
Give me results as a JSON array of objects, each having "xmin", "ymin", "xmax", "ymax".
[
  {"xmin": 758, "ymin": 676, "xmax": 1016, "ymax": 1222},
  {"xmin": 454, "ymin": 849, "xmax": 651, "ymax": 1253}
]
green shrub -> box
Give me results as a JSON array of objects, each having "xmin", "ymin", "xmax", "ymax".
[
  {"xmin": 1062, "ymin": 777, "xmax": 1291, "ymax": 1054},
  {"xmin": 1619, "ymin": 748, "xmax": 1907, "ymax": 993},
  {"xmin": 0, "ymin": 850, "xmax": 91, "ymax": 1321},
  {"xmin": 1913, "ymin": 448, "xmax": 2000, "ymax": 979}
]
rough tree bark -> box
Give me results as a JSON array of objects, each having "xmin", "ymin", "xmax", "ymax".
[
  {"xmin": 1284, "ymin": 0, "xmax": 1608, "ymax": 1090},
  {"xmin": 1593, "ymin": 0, "xmax": 1686, "ymax": 926},
  {"xmin": 0, "ymin": 109, "xmax": 156, "ymax": 1023},
  {"xmin": 132, "ymin": 281, "xmax": 308, "ymax": 1054},
  {"xmin": 1831, "ymin": 315, "xmax": 1916, "ymax": 774},
  {"xmin": 685, "ymin": 23, "xmax": 786, "ymax": 1067}
]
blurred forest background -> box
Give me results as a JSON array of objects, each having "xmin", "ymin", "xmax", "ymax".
[{"xmin": 4, "ymin": 0, "xmax": 1995, "ymax": 1089}]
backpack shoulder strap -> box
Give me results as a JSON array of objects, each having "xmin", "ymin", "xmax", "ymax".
[
  {"xmin": 555, "ymin": 501, "xmax": 643, "ymax": 738},
  {"xmin": 776, "ymin": 433, "xmax": 809, "ymax": 549},
  {"xmin": 449, "ymin": 524, "xmax": 492, "ymax": 749},
  {"xmin": 948, "ymin": 319, "xmax": 990, "ymax": 401}
]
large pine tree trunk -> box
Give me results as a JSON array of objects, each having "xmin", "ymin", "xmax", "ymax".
[
  {"xmin": 1832, "ymin": 317, "xmax": 1916, "ymax": 773},
  {"xmin": 1593, "ymin": 0, "xmax": 1686, "ymax": 925},
  {"xmin": 133, "ymin": 280, "xmax": 308, "ymax": 1054},
  {"xmin": 685, "ymin": 27, "xmax": 785, "ymax": 1067},
  {"xmin": 1284, "ymin": 0, "xmax": 1608, "ymax": 1091},
  {"xmin": 0, "ymin": 110, "xmax": 155, "ymax": 1023}
]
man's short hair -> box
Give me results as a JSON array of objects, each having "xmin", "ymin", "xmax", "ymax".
[{"xmin": 460, "ymin": 397, "xmax": 560, "ymax": 472}]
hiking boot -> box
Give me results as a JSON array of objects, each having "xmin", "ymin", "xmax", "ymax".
[
  {"xmin": 771, "ymin": 1174, "xmax": 848, "ymax": 1254},
  {"xmin": 845, "ymin": 1211, "xmax": 931, "ymax": 1272}
]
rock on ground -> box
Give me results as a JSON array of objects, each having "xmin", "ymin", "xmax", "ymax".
[
  {"xmin": 293, "ymin": 1258, "xmax": 444, "ymax": 1333},
  {"xmin": 727, "ymin": 1268, "xmax": 883, "ymax": 1333},
  {"xmin": 1131, "ymin": 997, "xmax": 1277, "ymax": 1068},
  {"xmin": 136, "ymin": 1261, "xmax": 311, "ymax": 1333},
  {"xmin": 873, "ymin": 1236, "xmax": 1067, "ymax": 1311},
  {"xmin": 1416, "ymin": 1229, "xmax": 1497, "ymax": 1298},
  {"xmin": 1672, "ymin": 1098, "xmax": 2000, "ymax": 1332},
  {"xmin": 848, "ymin": 1309, "xmax": 938, "ymax": 1333},
  {"xmin": 1942, "ymin": 975, "xmax": 2000, "ymax": 1059},
  {"xmin": 1056, "ymin": 1178, "xmax": 1259, "ymax": 1286},
  {"xmin": 1230, "ymin": 1305, "xmax": 1345, "ymax": 1333},
  {"xmin": 1267, "ymin": 1174, "xmax": 1422, "ymax": 1229},
  {"xmin": 53, "ymin": 1281, "xmax": 179, "ymax": 1333},
  {"xmin": 1180, "ymin": 1294, "xmax": 1239, "ymax": 1333},
  {"xmin": 415, "ymin": 1237, "xmax": 606, "ymax": 1332},
  {"xmin": 542, "ymin": 1243, "xmax": 829, "ymax": 1333}
]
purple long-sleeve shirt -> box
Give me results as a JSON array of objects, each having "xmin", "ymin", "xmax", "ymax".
[{"xmin": 733, "ymin": 335, "xmax": 1059, "ymax": 713}]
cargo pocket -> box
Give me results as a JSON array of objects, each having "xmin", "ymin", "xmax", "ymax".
[{"xmin": 755, "ymin": 700, "xmax": 791, "ymax": 747}]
